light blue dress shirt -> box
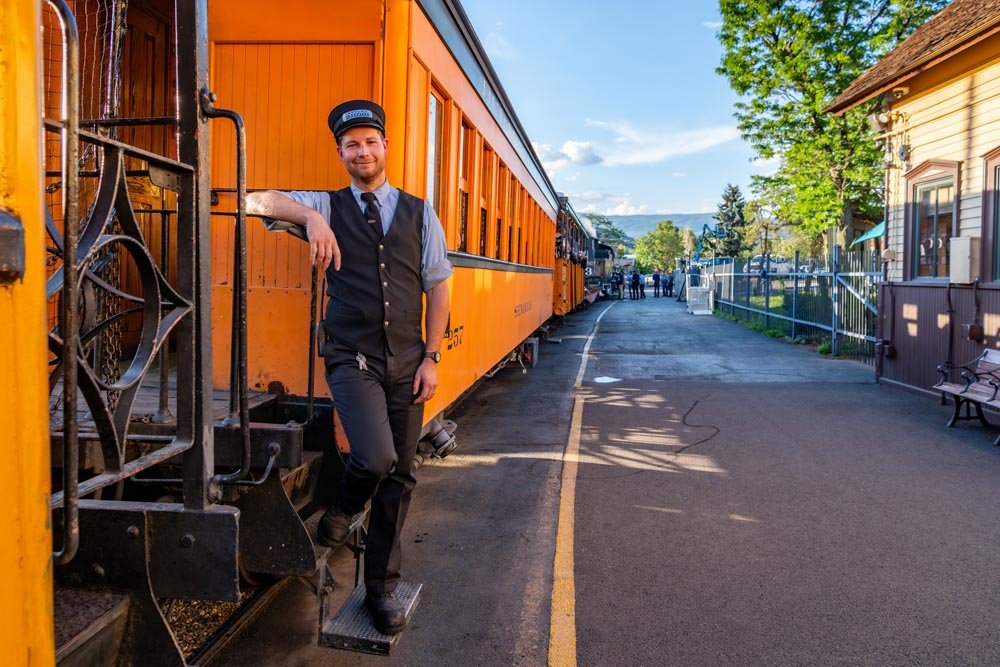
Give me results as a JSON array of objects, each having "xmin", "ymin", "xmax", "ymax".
[{"xmin": 269, "ymin": 181, "xmax": 454, "ymax": 291}]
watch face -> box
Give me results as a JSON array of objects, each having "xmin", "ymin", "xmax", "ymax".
[{"xmin": 426, "ymin": 351, "xmax": 441, "ymax": 362}]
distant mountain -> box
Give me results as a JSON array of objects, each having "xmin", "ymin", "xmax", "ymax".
[{"xmin": 604, "ymin": 213, "xmax": 717, "ymax": 241}]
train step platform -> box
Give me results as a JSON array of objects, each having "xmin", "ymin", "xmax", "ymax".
[
  {"xmin": 318, "ymin": 581, "xmax": 423, "ymax": 656},
  {"xmin": 54, "ymin": 587, "xmax": 130, "ymax": 666}
]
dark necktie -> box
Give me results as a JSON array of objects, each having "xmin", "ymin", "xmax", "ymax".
[{"xmin": 360, "ymin": 192, "xmax": 384, "ymax": 239}]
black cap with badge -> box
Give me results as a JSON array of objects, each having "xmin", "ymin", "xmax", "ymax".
[{"xmin": 328, "ymin": 100, "xmax": 387, "ymax": 140}]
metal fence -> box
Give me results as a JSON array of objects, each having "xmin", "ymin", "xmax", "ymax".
[{"xmin": 698, "ymin": 246, "xmax": 883, "ymax": 364}]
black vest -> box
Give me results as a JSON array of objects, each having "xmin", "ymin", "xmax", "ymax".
[{"xmin": 322, "ymin": 188, "xmax": 424, "ymax": 357}]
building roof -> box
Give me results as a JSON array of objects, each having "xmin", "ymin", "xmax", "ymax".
[{"xmin": 826, "ymin": 0, "xmax": 1000, "ymax": 114}]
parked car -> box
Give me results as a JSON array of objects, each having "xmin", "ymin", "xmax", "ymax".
[{"xmin": 747, "ymin": 254, "xmax": 792, "ymax": 273}]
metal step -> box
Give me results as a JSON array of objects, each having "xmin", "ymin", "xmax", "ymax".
[
  {"xmin": 54, "ymin": 587, "xmax": 130, "ymax": 667},
  {"xmin": 318, "ymin": 581, "xmax": 422, "ymax": 656}
]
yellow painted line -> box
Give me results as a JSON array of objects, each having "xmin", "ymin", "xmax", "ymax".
[{"xmin": 549, "ymin": 301, "xmax": 616, "ymax": 667}]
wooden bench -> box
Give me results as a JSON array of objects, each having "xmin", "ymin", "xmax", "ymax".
[{"xmin": 935, "ymin": 349, "xmax": 1000, "ymax": 446}]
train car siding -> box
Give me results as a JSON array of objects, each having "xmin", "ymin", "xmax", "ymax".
[{"xmin": 206, "ymin": 0, "xmax": 558, "ymax": 429}]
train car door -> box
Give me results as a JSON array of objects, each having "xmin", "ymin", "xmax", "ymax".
[{"xmin": 207, "ymin": 1, "xmax": 383, "ymax": 398}]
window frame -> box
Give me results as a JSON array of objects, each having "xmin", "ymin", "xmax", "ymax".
[
  {"xmin": 426, "ymin": 87, "xmax": 445, "ymax": 214},
  {"xmin": 903, "ymin": 159, "xmax": 960, "ymax": 281},
  {"xmin": 457, "ymin": 118, "xmax": 473, "ymax": 253},
  {"xmin": 982, "ymin": 147, "xmax": 1000, "ymax": 282}
]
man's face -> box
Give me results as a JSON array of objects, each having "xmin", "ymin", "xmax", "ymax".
[{"xmin": 337, "ymin": 126, "xmax": 388, "ymax": 186}]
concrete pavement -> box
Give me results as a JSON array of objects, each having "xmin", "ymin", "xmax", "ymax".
[{"xmin": 214, "ymin": 293, "xmax": 1000, "ymax": 666}]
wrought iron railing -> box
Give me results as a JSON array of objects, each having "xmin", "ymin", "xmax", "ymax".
[{"xmin": 43, "ymin": 0, "xmax": 213, "ymax": 562}]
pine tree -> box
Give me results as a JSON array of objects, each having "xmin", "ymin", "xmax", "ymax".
[{"xmin": 713, "ymin": 183, "xmax": 747, "ymax": 257}]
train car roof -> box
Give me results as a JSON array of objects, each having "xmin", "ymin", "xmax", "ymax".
[
  {"xmin": 558, "ymin": 194, "xmax": 596, "ymax": 239},
  {"xmin": 417, "ymin": 0, "xmax": 560, "ymax": 211}
]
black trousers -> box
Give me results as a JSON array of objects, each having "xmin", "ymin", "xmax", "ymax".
[{"xmin": 325, "ymin": 340, "xmax": 425, "ymax": 594}]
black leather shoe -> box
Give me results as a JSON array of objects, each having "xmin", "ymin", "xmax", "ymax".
[
  {"xmin": 316, "ymin": 506, "xmax": 358, "ymax": 550},
  {"xmin": 365, "ymin": 591, "xmax": 406, "ymax": 635}
]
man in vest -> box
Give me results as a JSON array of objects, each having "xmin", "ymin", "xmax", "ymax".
[{"xmin": 247, "ymin": 100, "xmax": 452, "ymax": 635}]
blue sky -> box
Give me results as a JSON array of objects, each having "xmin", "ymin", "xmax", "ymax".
[{"xmin": 461, "ymin": 0, "xmax": 777, "ymax": 215}]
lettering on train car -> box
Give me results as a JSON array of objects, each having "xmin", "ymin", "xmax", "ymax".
[
  {"xmin": 445, "ymin": 324, "xmax": 464, "ymax": 350},
  {"xmin": 513, "ymin": 301, "xmax": 532, "ymax": 317}
]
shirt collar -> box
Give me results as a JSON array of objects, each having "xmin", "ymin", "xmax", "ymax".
[{"xmin": 350, "ymin": 179, "xmax": 393, "ymax": 205}]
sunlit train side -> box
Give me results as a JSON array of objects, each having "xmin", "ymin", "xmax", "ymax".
[
  {"xmin": 8, "ymin": 0, "xmax": 590, "ymax": 663},
  {"xmin": 208, "ymin": 0, "xmax": 560, "ymax": 428},
  {"xmin": 553, "ymin": 195, "xmax": 597, "ymax": 315}
]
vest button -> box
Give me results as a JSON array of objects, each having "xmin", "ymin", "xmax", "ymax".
[
  {"xmin": 379, "ymin": 244, "xmax": 384, "ymax": 251},
  {"xmin": 382, "ymin": 281, "xmax": 388, "ymax": 287},
  {"xmin": 384, "ymin": 320, "xmax": 389, "ymax": 327},
  {"xmin": 384, "ymin": 301, "xmax": 390, "ymax": 307},
  {"xmin": 380, "ymin": 262, "xmax": 385, "ymax": 268}
]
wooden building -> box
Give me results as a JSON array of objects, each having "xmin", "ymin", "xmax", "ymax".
[{"xmin": 828, "ymin": 0, "xmax": 1000, "ymax": 394}]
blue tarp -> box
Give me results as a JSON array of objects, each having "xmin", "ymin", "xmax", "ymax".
[{"xmin": 850, "ymin": 221, "xmax": 885, "ymax": 247}]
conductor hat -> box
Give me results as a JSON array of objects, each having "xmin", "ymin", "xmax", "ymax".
[{"xmin": 328, "ymin": 100, "xmax": 386, "ymax": 140}]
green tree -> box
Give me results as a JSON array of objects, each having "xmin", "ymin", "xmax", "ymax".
[
  {"xmin": 743, "ymin": 200, "xmax": 785, "ymax": 259},
  {"xmin": 717, "ymin": 0, "xmax": 946, "ymax": 241},
  {"xmin": 584, "ymin": 213, "xmax": 632, "ymax": 259},
  {"xmin": 634, "ymin": 220, "xmax": 683, "ymax": 274},
  {"xmin": 713, "ymin": 183, "xmax": 748, "ymax": 256}
]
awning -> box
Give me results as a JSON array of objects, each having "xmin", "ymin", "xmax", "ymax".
[{"xmin": 850, "ymin": 221, "xmax": 885, "ymax": 247}]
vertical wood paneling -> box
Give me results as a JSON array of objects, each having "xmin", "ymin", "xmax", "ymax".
[{"xmin": 211, "ymin": 42, "xmax": 374, "ymax": 291}]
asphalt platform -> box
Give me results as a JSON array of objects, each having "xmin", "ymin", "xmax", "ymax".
[{"xmin": 213, "ymin": 293, "xmax": 1000, "ymax": 666}]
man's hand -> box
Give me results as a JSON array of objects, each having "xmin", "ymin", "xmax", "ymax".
[
  {"xmin": 412, "ymin": 358, "xmax": 438, "ymax": 404},
  {"xmin": 307, "ymin": 212, "xmax": 341, "ymax": 271}
]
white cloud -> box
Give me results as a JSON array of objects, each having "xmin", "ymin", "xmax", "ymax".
[
  {"xmin": 703, "ymin": 21, "xmax": 723, "ymax": 29},
  {"xmin": 484, "ymin": 32, "xmax": 517, "ymax": 60},
  {"xmin": 584, "ymin": 119, "xmax": 740, "ymax": 166},
  {"xmin": 751, "ymin": 155, "xmax": 781, "ymax": 175},
  {"xmin": 533, "ymin": 140, "xmax": 602, "ymax": 173},
  {"xmin": 671, "ymin": 172, "xmax": 687, "ymax": 178},
  {"xmin": 567, "ymin": 191, "xmax": 650, "ymax": 216}
]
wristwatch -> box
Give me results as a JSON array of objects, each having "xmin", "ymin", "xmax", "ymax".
[{"xmin": 424, "ymin": 351, "xmax": 441, "ymax": 363}]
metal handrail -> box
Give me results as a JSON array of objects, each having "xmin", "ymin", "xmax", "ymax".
[
  {"xmin": 47, "ymin": 0, "xmax": 80, "ymax": 565},
  {"xmin": 200, "ymin": 89, "xmax": 251, "ymax": 484}
]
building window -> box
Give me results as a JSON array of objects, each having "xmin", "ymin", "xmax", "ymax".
[
  {"xmin": 984, "ymin": 147, "xmax": 1000, "ymax": 281},
  {"xmin": 905, "ymin": 160, "xmax": 959, "ymax": 280},
  {"xmin": 912, "ymin": 179, "xmax": 954, "ymax": 278},
  {"xmin": 426, "ymin": 90, "xmax": 444, "ymax": 213}
]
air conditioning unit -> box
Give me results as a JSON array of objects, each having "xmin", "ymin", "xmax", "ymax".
[{"xmin": 949, "ymin": 236, "xmax": 981, "ymax": 284}]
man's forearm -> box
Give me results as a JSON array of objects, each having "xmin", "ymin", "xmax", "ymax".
[
  {"xmin": 424, "ymin": 282, "xmax": 449, "ymax": 353},
  {"xmin": 246, "ymin": 190, "xmax": 316, "ymax": 227}
]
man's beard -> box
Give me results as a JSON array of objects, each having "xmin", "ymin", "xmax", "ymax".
[{"xmin": 348, "ymin": 161, "xmax": 384, "ymax": 186}]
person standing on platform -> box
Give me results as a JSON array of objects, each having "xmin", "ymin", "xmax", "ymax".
[
  {"xmin": 666, "ymin": 271, "xmax": 675, "ymax": 297},
  {"xmin": 246, "ymin": 100, "xmax": 452, "ymax": 636},
  {"xmin": 629, "ymin": 270, "xmax": 640, "ymax": 300},
  {"xmin": 652, "ymin": 270, "xmax": 661, "ymax": 298},
  {"xmin": 639, "ymin": 273, "xmax": 646, "ymax": 299}
]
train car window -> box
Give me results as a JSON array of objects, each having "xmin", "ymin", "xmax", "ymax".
[
  {"xmin": 480, "ymin": 144, "xmax": 493, "ymax": 256},
  {"xmin": 508, "ymin": 175, "xmax": 517, "ymax": 262},
  {"xmin": 427, "ymin": 90, "xmax": 444, "ymax": 213},
  {"xmin": 496, "ymin": 163, "xmax": 507, "ymax": 259},
  {"xmin": 479, "ymin": 208, "xmax": 488, "ymax": 256},
  {"xmin": 458, "ymin": 120, "xmax": 472, "ymax": 252}
]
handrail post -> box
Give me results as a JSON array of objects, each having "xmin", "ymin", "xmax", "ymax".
[
  {"xmin": 200, "ymin": 89, "xmax": 251, "ymax": 484},
  {"xmin": 47, "ymin": 0, "xmax": 80, "ymax": 565},
  {"xmin": 154, "ymin": 210, "xmax": 172, "ymax": 423}
]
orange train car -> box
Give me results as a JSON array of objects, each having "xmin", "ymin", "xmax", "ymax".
[
  {"xmin": 208, "ymin": 0, "xmax": 560, "ymax": 433},
  {"xmin": 552, "ymin": 195, "xmax": 597, "ymax": 316},
  {"xmin": 16, "ymin": 0, "xmax": 584, "ymax": 662}
]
